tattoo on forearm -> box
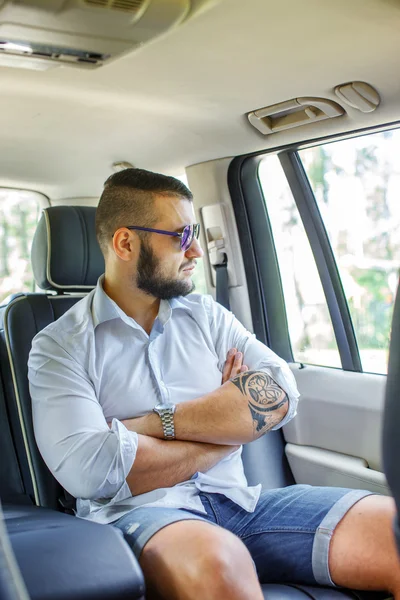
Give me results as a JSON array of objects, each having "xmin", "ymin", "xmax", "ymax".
[{"xmin": 230, "ymin": 371, "xmax": 288, "ymax": 438}]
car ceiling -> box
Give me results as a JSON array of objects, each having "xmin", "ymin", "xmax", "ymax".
[{"xmin": 1, "ymin": 0, "xmax": 400, "ymax": 199}]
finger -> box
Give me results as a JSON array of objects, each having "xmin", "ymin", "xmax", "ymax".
[
  {"xmin": 223, "ymin": 348, "xmax": 236, "ymax": 375},
  {"xmin": 240, "ymin": 365, "xmax": 248, "ymax": 373},
  {"xmin": 234, "ymin": 351, "xmax": 243, "ymax": 365},
  {"xmin": 221, "ymin": 348, "xmax": 237, "ymax": 383},
  {"xmin": 230, "ymin": 352, "xmax": 243, "ymax": 378}
]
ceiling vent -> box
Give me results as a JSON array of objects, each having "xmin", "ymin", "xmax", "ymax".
[{"xmin": 0, "ymin": 0, "xmax": 216, "ymax": 70}]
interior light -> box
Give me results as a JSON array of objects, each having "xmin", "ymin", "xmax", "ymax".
[{"xmin": 1, "ymin": 42, "xmax": 33, "ymax": 53}]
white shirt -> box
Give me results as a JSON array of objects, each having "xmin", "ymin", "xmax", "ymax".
[{"xmin": 28, "ymin": 276, "xmax": 299, "ymax": 524}]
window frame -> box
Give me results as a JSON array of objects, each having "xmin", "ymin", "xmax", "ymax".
[
  {"xmin": 228, "ymin": 121, "xmax": 400, "ymax": 372},
  {"xmin": 228, "ymin": 155, "xmax": 292, "ymax": 361}
]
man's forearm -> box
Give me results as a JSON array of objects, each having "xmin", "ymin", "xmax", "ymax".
[
  {"xmin": 122, "ymin": 370, "xmax": 289, "ymax": 446},
  {"xmin": 126, "ymin": 435, "xmax": 239, "ymax": 496}
]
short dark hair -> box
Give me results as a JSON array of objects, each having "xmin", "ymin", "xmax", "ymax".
[{"xmin": 95, "ymin": 168, "xmax": 193, "ymax": 255}]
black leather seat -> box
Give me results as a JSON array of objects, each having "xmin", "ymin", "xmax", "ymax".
[
  {"xmin": 0, "ymin": 206, "xmax": 145, "ymax": 600},
  {"xmin": 383, "ymin": 279, "xmax": 400, "ymax": 554},
  {"xmin": 0, "ymin": 205, "xmax": 390, "ymax": 600},
  {"xmin": 0, "ymin": 206, "xmax": 105, "ymax": 510},
  {"xmin": 0, "ymin": 372, "xmax": 144, "ymax": 600},
  {"xmin": 0, "ymin": 501, "xmax": 29, "ymax": 600},
  {"xmin": 4, "ymin": 503, "xmax": 145, "ymax": 600}
]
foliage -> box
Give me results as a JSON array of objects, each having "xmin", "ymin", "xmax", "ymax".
[
  {"xmin": 350, "ymin": 268, "xmax": 393, "ymax": 348},
  {"xmin": 0, "ymin": 194, "xmax": 39, "ymax": 303},
  {"xmin": 303, "ymin": 131, "xmax": 400, "ymax": 364}
]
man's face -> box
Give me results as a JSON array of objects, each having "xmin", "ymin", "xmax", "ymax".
[{"xmin": 135, "ymin": 195, "xmax": 204, "ymax": 300}]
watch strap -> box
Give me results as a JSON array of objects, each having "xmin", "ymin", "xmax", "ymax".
[{"xmin": 153, "ymin": 405, "xmax": 176, "ymax": 440}]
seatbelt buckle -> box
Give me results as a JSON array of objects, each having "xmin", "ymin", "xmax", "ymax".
[
  {"xmin": 208, "ymin": 239, "xmax": 230, "ymax": 310},
  {"xmin": 58, "ymin": 492, "xmax": 76, "ymax": 515},
  {"xmin": 208, "ymin": 238, "xmax": 226, "ymax": 267}
]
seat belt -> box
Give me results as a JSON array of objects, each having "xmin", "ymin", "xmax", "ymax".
[
  {"xmin": 214, "ymin": 257, "xmax": 230, "ymax": 311},
  {"xmin": 207, "ymin": 229, "xmax": 231, "ymax": 311},
  {"xmin": 58, "ymin": 490, "xmax": 76, "ymax": 515}
]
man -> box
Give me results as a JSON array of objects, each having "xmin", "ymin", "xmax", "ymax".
[{"xmin": 29, "ymin": 168, "xmax": 400, "ymax": 599}]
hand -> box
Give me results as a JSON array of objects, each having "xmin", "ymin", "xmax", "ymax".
[{"xmin": 221, "ymin": 348, "xmax": 248, "ymax": 384}]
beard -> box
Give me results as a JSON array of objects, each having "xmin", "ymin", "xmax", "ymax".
[{"xmin": 136, "ymin": 239, "xmax": 195, "ymax": 300}]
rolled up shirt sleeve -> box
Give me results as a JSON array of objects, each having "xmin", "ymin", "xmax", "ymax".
[
  {"xmin": 28, "ymin": 332, "xmax": 138, "ymax": 501},
  {"xmin": 206, "ymin": 296, "xmax": 300, "ymax": 430}
]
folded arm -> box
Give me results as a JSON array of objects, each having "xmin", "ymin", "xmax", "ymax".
[
  {"xmin": 127, "ymin": 349, "xmax": 245, "ymax": 494},
  {"xmin": 122, "ymin": 369, "xmax": 289, "ymax": 445},
  {"xmin": 122, "ymin": 297, "xmax": 299, "ymax": 445},
  {"xmin": 29, "ymin": 334, "xmax": 237, "ymax": 500},
  {"xmin": 128, "ymin": 436, "xmax": 239, "ymax": 496}
]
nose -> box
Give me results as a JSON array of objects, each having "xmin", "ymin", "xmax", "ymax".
[{"xmin": 185, "ymin": 236, "xmax": 204, "ymax": 259}]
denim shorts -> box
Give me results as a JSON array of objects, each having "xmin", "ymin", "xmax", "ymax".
[{"xmin": 113, "ymin": 485, "xmax": 373, "ymax": 586}]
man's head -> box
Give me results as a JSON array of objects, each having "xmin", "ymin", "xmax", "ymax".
[{"xmin": 96, "ymin": 168, "xmax": 203, "ymax": 299}]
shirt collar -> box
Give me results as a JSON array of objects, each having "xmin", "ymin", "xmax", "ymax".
[
  {"xmin": 92, "ymin": 275, "xmax": 193, "ymax": 330},
  {"xmin": 92, "ymin": 275, "xmax": 121, "ymax": 328},
  {"xmin": 169, "ymin": 296, "xmax": 194, "ymax": 314}
]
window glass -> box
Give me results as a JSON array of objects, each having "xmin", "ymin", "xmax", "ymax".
[
  {"xmin": 0, "ymin": 189, "xmax": 44, "ymax": 305},
  {"xmin": 259, "ymin": 155, "xmax": 341, "ymax": 368},
  {"xmin": 176, "ymin": 173, "xmax": 208, "ymax": 295},
  {"xmin": 299, "ymin": 129, "xmax": 400, "ymax": 374}
]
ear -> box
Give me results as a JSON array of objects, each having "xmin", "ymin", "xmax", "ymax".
[{"xmin": 112, "ymin": 228, "xmax": 138, "ymax": 262}]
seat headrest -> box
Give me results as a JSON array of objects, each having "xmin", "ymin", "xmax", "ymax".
[{"xmin": 31, "ymin": 206, "xmax": 105, "ymax": 292}]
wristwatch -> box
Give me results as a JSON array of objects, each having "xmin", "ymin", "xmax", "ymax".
[{"xmin": 153, "ymin": 403, "xmax": 176, "ymax": 440}]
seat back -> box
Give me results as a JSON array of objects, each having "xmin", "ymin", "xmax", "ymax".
[
  {"xmin": 0, "ymin": 295, "xmax": 85, "ymax": 508},
  {"xmin": 383, "ymin": 278, "xmax": 400, "ymax": 553},
  {"xmin": 242, "ymin": 433, "xmax": 295, "ymax": 490},
  {"xmin": 0, "ymin": 367, "xmax": 31, "ymax": 506},
  {"xmin": 0, "ymin": 206, "xmax": 104, "ymax": 510}
]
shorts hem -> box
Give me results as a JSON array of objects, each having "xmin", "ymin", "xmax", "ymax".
[{"xmin": 312, "ymin": 489, "xmax": 377, "ymax": 587}]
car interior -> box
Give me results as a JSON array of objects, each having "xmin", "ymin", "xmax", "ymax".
[{"xmin": 0, "ymin": 0, "xmax": 400, "ymax": 598}]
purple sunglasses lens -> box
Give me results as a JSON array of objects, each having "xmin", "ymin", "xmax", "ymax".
[{"xmin": 181, "ymin": 225, "xmax": 192, "ymax": 250}]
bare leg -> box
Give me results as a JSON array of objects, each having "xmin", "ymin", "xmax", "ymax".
[
  {"xmin": 139, "ymin": 520, "xmax": 264, "ymax": 600},
  {"xmin": 329, "ymin": 495, "xmax": 400, "ymax": 596}
]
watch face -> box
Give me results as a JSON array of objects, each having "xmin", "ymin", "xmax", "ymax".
[{"xmin": 154, "ymin": 403, "xmax": 175, "ymax": 412}]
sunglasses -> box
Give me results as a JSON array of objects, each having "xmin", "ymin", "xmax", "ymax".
[{"xmin": 120, "ymin": 223, "xmax": 201, "ymax": 252}]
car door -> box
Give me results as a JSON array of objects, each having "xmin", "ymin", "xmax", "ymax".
[{"xmin": 188, "ymin": 125, "xmax": 400, "ymax": 496}]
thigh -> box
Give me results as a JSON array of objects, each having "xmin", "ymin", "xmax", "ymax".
[
  {"xmin": 113, "ymin": 505, "xmax": 210, "ymax": 559},
  {"xmin": 242, "ymin": 485, "xmax": 374, "ymax": 586},
  {"xmin": 115, "ymin": 506, "xmax": 263, "ymax": 600},
  {"xmin": 204, "ymin": 485, "xmax": 374, "ymax": 586}
]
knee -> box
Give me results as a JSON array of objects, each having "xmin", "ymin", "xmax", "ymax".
[
  {"xmin": 187, "ymin": 531, "xmax": 258, "ymax": 598},
  {"xmin": 141, "ymin": 523, "xmax": 260, "ymax": 600}
]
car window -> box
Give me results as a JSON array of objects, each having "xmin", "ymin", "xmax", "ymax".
[
  {"xmin": 259, "ymin": 155, "xmax": 341, "ymax": 368},
  {"xmin": 0, "ymin": 189, "xmax": 46, "ymax": 305},
  {"xmin": 299, "ymin": 129, "xmax": 400, "ymax": 374},
  {"xmin": 258, "ymin": 128, "xmax": 400, "ymax": 374}
]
